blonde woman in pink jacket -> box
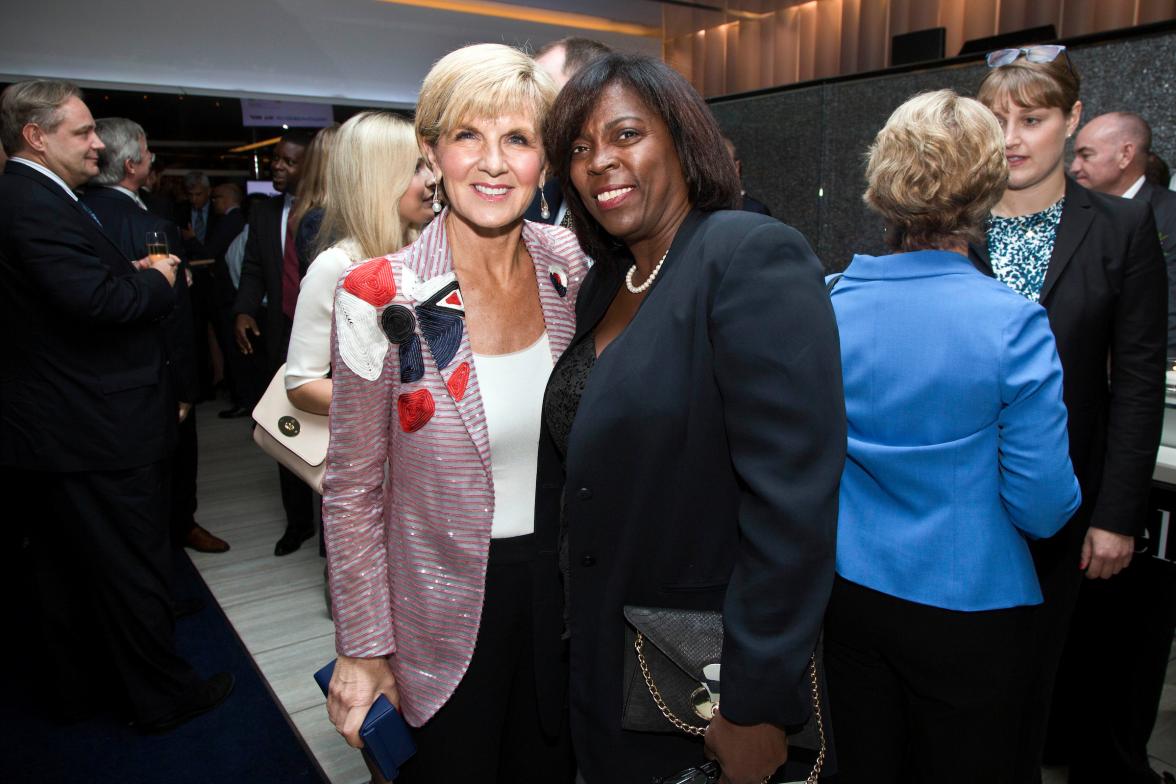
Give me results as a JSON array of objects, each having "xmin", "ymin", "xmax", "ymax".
[{"xmin": 322, "ymin": 43, "xmax": 590, "ymax": 783}]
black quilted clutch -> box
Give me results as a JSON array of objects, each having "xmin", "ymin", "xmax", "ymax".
[{"xmin": 621, "ymin": 605, "xmax": 830, "ymax": 781}]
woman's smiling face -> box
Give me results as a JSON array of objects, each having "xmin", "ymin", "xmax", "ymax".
[
  {"xmin": 425, "ymin": 112, "xmax": 543, "ymax": 233},
  {"xmin": 568, "ymin": 82, "xmax": 691, "ymax": 248}
]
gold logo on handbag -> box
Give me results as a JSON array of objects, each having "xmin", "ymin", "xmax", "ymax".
[{"xmin": 278, "ymin": 415, "xmax": 301, "ymax": 437}]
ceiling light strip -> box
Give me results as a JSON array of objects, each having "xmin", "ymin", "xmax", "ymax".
[{"xmin": 377, "ymin": 0, "xmax": 661, "ymax": 38}]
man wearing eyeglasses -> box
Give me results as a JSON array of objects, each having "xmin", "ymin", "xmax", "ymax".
[{"xmin": 82, "ymin": 117, "xmax": 232, "ymax": 557}]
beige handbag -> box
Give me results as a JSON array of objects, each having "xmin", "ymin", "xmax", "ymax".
[{"xmin": 251, "ymin": 363, "xmax": 328, "ymax": 494}]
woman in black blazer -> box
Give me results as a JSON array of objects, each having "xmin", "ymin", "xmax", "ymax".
[
  {"xmin": 973, "ymin": 46, "xmax": 1166, "ymax": 782},
  {"xmin": 535, "ymin": 54, "xmax": 845, "ymax": 784}
]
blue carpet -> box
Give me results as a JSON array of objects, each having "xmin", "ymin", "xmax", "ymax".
[{"xmin": 0, "ymin": 550, "xmax": 329, "ymax": 784}]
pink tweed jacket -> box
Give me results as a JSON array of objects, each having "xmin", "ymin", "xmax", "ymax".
[{"xmin": 322, "ymin": 212, "xmax": 588, "ymax": 727}]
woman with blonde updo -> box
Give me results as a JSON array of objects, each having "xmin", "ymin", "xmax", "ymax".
[
  {"xmin": 822, "ymin": 89, "xmax": 1081, "ymax": 783},
  {"xmin": 322, "ymin": 44, "xmax": 588, "ymax": 783}
]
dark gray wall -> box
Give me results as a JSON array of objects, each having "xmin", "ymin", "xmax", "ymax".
[{"xmin": 713, "ymin": 28, "xmax": 1176, "ymax": 271}]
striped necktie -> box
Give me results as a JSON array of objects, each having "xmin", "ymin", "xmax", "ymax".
[{"xmin": 79, "ymin": 201, "xmax": 103, "ymax": 228}]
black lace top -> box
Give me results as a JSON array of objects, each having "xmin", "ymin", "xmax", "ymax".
[{"xmin": 543, "ymin": 335, "xmax": 596, "ymax": 463}]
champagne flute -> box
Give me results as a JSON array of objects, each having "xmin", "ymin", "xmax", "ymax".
[{"xmin": 146, "ymin": 230, "xmax": 169, "ymax": 262}]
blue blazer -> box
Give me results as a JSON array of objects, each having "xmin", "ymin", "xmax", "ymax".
[{"xmin": 830, "ymin": 250, "xmax": 1081, "ymax": 611}]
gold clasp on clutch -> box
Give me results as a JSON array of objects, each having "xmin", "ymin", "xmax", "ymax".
[
  {"xmin": 278, "ymin": 415, "xmax": 301, "ymax": 437},
  {"xmin": 690, "ymin": 685, "xmax": 718, "ymax": 721}
]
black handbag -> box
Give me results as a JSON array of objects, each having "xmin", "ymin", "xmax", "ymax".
[{"xmin": 621, "ymin": 605, "xmax": 828, "ymax": 784}]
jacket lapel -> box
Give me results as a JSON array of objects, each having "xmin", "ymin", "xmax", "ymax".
[
  {"xmin": 522, "ymin": 220, "xmax": 577, "ymax": 362},
  {"xmin": 1039, "ymin": 177, "xmax": 1093, "ymax": 304}
]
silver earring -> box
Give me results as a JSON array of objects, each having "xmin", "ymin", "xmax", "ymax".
[
  {"xmin": 539, "ymin": 189, "xmax": 551, "ymax": 221},
  {"xmin": 432, "ymin": 175, "xmax": 442, "ymax": 214}
]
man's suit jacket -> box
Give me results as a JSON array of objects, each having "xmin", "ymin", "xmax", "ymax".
[
  {"xmin": 970, "ymin": 177, "xmax": 1166, "ymax": 541},
  {"xmin": 1134, "ymin": 181, "xmax": 1176, "ymax": 354},
  {"xmin": 175, "ymin": 202, "xmax": 221, "ymax": 260},
  {"xmin": 81, "ymin": 186, "xmax": 198, "ymax": 404},
  {"xmin": 140, "ymin": 188, "xmax": 174, "ymax": 221},
  {"xmin": 208, "ymin": 207, "xmax": 246, "ymax": 307},
  {"xmin": 233, "ymin": 195, "xmax": 287, "ymax": 370},
  {"xmin": 0, "ymin": 161, "xmax": 176, "ymax": 472},
  {"xmin": 535, "ymin": 209, "xmax": 844, "ymax": 781}
]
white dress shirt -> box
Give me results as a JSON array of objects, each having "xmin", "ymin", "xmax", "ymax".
[{"xmin": 10, "ymin": 157, "xmax": 78, "ymax": 201}]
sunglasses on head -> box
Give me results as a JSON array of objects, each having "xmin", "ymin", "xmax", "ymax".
[{"xmin": 986, "ymin": 44, "xmax": 1073, "ymax": 74}]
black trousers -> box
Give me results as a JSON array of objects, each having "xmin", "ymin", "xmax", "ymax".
[
  {"xmin": 167, "ymin": 406, "xmax": 199, "ymax": 544},
  {"xmin": 823, "ymin": 576, "xmax": 1035, "ymax": 784},
  {"xmin": 18, "ymin": 464, "xmax": 200, "ymax": 723},
  {"xmin": 1045, "ymin": 549, "xmax": 1176, "ymax": 783},
  {"xmin": 1012, "ymin": 520, "xmax": 1088, "ymax": 783},
  {"xmin": 394, "ymin": 535, "xmax": 573, "ymax": 784}
]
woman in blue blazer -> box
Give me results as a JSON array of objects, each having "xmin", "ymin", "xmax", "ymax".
[{"xmin": 824, "ymin": 90, "xmax": 1081, "ymax": 784}]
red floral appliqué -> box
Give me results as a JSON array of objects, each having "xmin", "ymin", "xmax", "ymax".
[
  {"xmin": 343, "ymin": 259, "xmax": 396, "ymax": 307},
  {"xmin": 447, "ymin": 362, "xmax": 470, "ymax": 401},
  {"xmin": 397, "ymin": 388, "xmax": 435, "ymax": 432}
]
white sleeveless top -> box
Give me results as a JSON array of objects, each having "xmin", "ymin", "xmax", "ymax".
[{"xmin": 472, "ymin": 332, "xmax": 554, "ymax": 539}]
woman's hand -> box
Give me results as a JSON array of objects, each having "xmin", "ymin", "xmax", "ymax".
[
  {"xmin": 704, "ymin": 710, "xmax": 788, "ymax": 784},
  {"xmin": 327, "ymin": 655, "xmax": 399, "ymax": 748}
]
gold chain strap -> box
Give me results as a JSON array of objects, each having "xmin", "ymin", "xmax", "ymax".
[{"xmin": 634, "ymin": 632, "xmax": 827, "ymax": 783}]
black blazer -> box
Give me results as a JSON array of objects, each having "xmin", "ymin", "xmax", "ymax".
[
  {"xmin": 534, "ymin": 209, "xmax": 845, "ymax": 781},
  {"xmin": 1134, "ymin": 180, "xmax": 1176, "ymax": 354},
  {"xmin": 970, "ymin": 177, "xmax": 1166, "ymax": 539},
  {"xmin": 81, "ymin": 186, "xmax": 198, "ymax": 404},
  {"xmin": 232, "ymin": 195, "xmax": 287, "ymax": 370},
  {"xmin": 0, "ymin": 161, "xmax": 176, "ymax": 472}
]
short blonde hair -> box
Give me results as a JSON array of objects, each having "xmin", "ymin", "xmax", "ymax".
[
  {"xmin": 864, "ymin": 90, "xmax": 1008, "ymax": 252},
  {"xmin": 319, "ymin": 111, "xmax": 422, "ymax": 259},
  {"xmin": 415, "ymin": 43, "xmax": 557, "ymax": 149}
]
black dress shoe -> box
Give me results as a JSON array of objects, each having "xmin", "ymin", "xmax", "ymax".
[
  {"xmin": 274, "ymin": 527, "xmax": 315, "ymax": 556},
  {"xmin": 137, "ymin": 672, "xmax": 235, "ymax": 734},
  {"xmin": 217, "ymin": 406, "xmax": 250, "ymax": 419}
]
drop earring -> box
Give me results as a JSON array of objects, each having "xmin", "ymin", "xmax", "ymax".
[
  {"xmin": 432, "ymin": 174, "xmax": 443, "ymax": 214},
  {"xmin": 539, "ymin": 188, "xmax": 551, "ymax": 221}
]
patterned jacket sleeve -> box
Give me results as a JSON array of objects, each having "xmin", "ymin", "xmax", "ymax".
[{"xmin": 322, "ymin": 263, "xmax": 397, "ymax": 658}]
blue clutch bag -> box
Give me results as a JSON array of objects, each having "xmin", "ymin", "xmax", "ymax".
[{"xmin": 314, "ymin": 659, "xmax": 416, "ymax": 780}]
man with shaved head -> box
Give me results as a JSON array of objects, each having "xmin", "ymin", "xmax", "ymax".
[
  {"xmin": 1072, "ymin": 112, "xmax": 1176, "ymax": 345},
  {"xmin": 1057, "ymin": 110, "xmax": 1176, "ymax": 784}
]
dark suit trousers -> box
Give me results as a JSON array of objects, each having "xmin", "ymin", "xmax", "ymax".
[
  {"xmin": 823, "ymin": 576, "xmax": 1035, "ymax": 784},
  {"xmin": 394, "ymin": 535, "xmax": 572, "ymax": 784},
  {"xmin": 1012, "ymin": 518, "xmax": 1088, "ymax": 783},
  {"xmin": 19, "ymin": 463, "xmax": 199, "ymax": 723},
  {"xmin": 168, "ymin": 407, "xmax": 199, "ymax": 543},
  {"xmin": 1045, "ymin": 550, "xmax": 1176, "ymax": 783}
]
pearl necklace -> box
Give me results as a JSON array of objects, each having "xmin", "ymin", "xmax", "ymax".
[{"xmin": 625, "ymin": 247, "xmax": 671, "ymax": 294}]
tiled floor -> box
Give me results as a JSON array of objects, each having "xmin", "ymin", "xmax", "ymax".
[
  {"xmin": 188, "ymin": 401, "xmax": 1176, "ymax": 783},
  {"xmin": 189, "ymin": 404, "xmax": 368, "ymax": 784}
]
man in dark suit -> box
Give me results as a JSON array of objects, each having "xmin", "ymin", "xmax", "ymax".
[
  {"xmin": 140, "ymin": 158, "xmax": 174, "ymax": 220},
  {"xmin": 1055, "ymin": 111, "xmax": 1176, "ymax": 784},
  {"xmin": 527, "ymin": 37, "xmax": 612, "ymax": 226},
  {"xmin": 1072, "ymin": 112, "xmax": 1176, "ymax": 352},
  {"xmin": 233, "ymin": 131, "xmax": 313, "ymax": 555},
  {"xmin": 723, "ymin": 137, "xmax": 773, "ymax": 216},
  {"xmin": 205, "ymin": 183, "xmax": 252, "ymax": 418},
  {"xmin": 0, "ymin": 80, "xmax": 232, "ymax": 730},
  {"xmin": 84, "ymin": 116, "xmax": 230, "ymax": 555}
]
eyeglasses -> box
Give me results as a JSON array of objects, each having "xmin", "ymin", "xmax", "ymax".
[
  {"xmin": 652, "ymin": 760, "xmax": 722, "ymax": 784},
  {"xmin": 986, "ymin": 44, "xmax": 1072, "ymax": 74}
]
